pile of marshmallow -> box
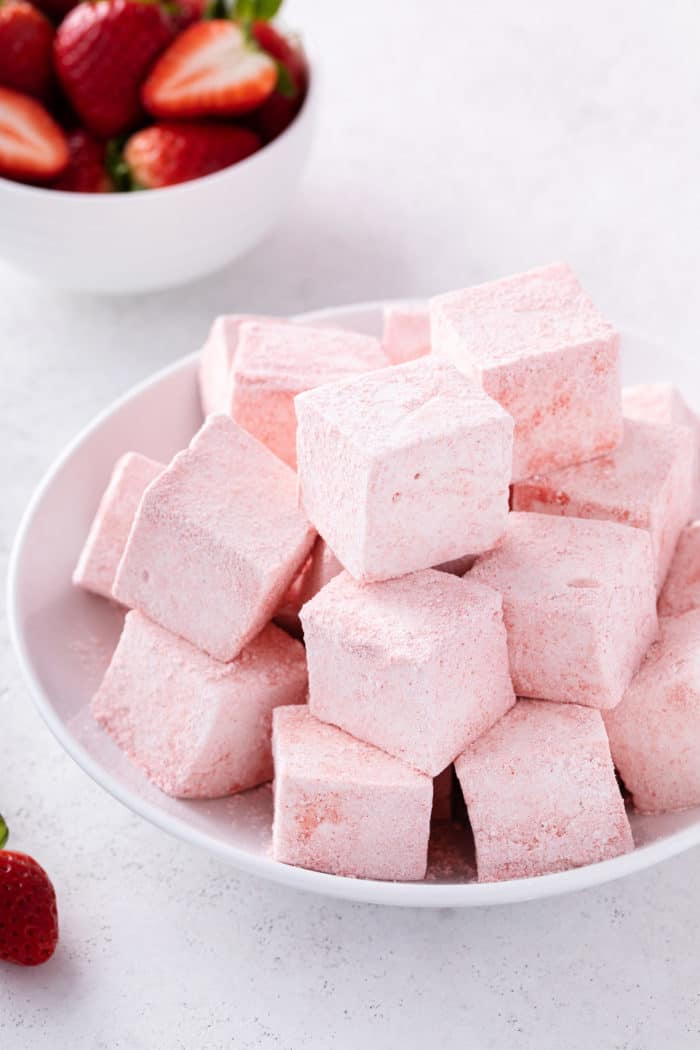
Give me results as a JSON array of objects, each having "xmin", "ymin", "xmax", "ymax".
[{"xmin": 74, "ymin": 262, "xmax": 700, "ymax": 883}]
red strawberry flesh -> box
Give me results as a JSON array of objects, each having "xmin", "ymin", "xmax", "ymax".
[{"xmin": 0, "ymin": 85, "xmax": 68, "ymax": 181}]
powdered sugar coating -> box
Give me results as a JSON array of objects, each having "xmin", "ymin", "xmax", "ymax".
[
  {"xmin": 659, "ymin": 521, "xmax": 700, "ymax": 617},
  {"xmin": 197, "ymin": 313, "xmax": 282, "ymax": 417},
  {"xmin": 113, "ymin": 415, "xmax": 316, "ymax": 661},
  {"xmin": 73, "ymin": 452, "xmax": 163, "ymax": 601},
  {"xmin": 382, "ymin": 303, "xmax": 431, "ymax": 364},
  {"xmin": 512, "ymin": 419, "xmax": 694, "ymax": 589},
  {"xmin": 430, "ymin": 262, "xmax": 622, "ymax": 481},
  {"xmin": 603, "ymin": 609, "xmax": 700, "ymax": 814},
  {"xmin": 455, "ymin": 700, "xmax": 633, "ymax": 882},
  {"xmin": 470, "ymin": 512, "xmax": 658, "ymax": 708},
  {"xmin": 272, "ymin": 706, "xmax": 432, "ymax": 880},
  {"xmin": 231, "ymin": 322, "xmax": 387, "ymax": 468},
  {"xmin": 301, "ymin": 568, "xmax": 515, "ymax": 775},
  {"xmin": 295, "ymin": 356, "xmax": 514, "ymax": 581},
  {"xmin": 623, "ymin": 381, "xmax": 700, "ymax": 518},
  {"xmin": 92, "ymin": 612, "xmax": 308, "ymax": 799}
]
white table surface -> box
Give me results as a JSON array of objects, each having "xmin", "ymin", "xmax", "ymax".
[{"xmin": 2, "ymin": 1, "xmax": 700, "ymax": 1046}]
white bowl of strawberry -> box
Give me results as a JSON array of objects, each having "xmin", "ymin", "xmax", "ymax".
[{"xmin": 0, "ymin": 0, "xmax": 314, "ymax": 293}]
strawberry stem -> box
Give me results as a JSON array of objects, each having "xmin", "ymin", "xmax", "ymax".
[{"xmin": 0, "ymin": 813, "xmax": 8, "ymax": 849}]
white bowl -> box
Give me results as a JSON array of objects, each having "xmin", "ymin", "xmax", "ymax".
[
  {"xmin": 8, "ymin": 300, "xmax": 700, "ymax": 907},
  {"xmin": 0, "ymin": 70, "xmax": 316, "ymax": 295}
]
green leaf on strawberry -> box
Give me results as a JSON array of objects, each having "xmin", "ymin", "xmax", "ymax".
[
  {"xmin": 275, "ymin": 60, "xmax": 297, "ymax": 99},
  {"xmin": 233, "ymin": 0, "xmax": 283, "ymax": 23},
  {"xmin": 0, "ymin": 813, "xmax": 8, "ymax": 849}
]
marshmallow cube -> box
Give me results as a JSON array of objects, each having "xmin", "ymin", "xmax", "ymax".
[
  {"xmin": 296, "ymin": 357, "xmax": 514, "ymax": 582},
  {"xmin": 603, "ymin": 609, "xmax": 700, "ymax": 813},
  {"xmin": 512, "ymin": 419, "xmax": 694, "ymax": 589},
  {"xmin": 659, "ymin": 521, "xmax": 700, "ymax": 617},
  {"xmin": 455, "ymin": 700, "xmax": 633, "ymax": 882},
  {"xmin": 623, "ymin": 382, "xmax": 700, "ymax": 518},
  {"xmin": 231, "ymin": 322, "xmax": 388, "ymax": 468},
  {"xmin": 272, "ymin": 706, "xmax": 433, "ymax": 880},
  {"xmin": 382, "ymin": 302, "xmax": 430, "ymax": 364},
  {"xmin": 470, "ymin": 513, "xmax": 658, "ymax": 708},
  {"xmin": 431, "ymin": 262, "xmax": 622, "ymax": 481},
  {"xmin": 93, "ymin": 612, "xmax": 308, "ymax": 798},
  {"xmin": 73, "ymin": 452, "xmax": 163, "ymax": 601},
  {"xmin": 114, "ymin": 416, "xmax": 316, "ymax": 661},
  {"xmin": 197, "ymin": 313, "xmax": 281, "ymax": 417},
  {"xmin": 301, "ymin": 569, "xmax": 515, "ymax": 776}
]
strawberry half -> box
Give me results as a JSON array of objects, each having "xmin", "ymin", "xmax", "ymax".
[
  {"xmin": 0, "ymin": 816, "xmax": 58, "ymax": 968},
  {"xmin": 123, "ymin": 120, "xmax": 260, "ymax": 188},
  {"xmin": 53, "ymin": 128, "xmax": 111, "ymax": 191},
  {"xmin": 0, "ymin": 0, "xmax": 54, "ymax": 101},
  {"xmin": 54, "ymin": 0, "xmax": 174, "ymax": 140},
  {"xmin": 142, "ymin": 20, "xmax": 277, "ymax": 120},
  {"xmin": 0, "ymin": 86, "xmax": 68, "ymax": 181}
]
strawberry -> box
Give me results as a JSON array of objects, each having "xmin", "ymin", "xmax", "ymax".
[
  {"xmin": 0, "ymin": 0, "xmax": 54, "ymax": 101},
  {"xmin": 251, "ymin": 20, "xmax": 306, "ymax": 141},
  {"xmin": 54, "ymin": 0, "xmax": 174, "ymax": 139},
  {"xmin": 123, "ymin": 120, "xmax": 260, "ymax": 188},
  {"xmin": 53, "ymin": 127, "xmax": 111, "ymax": 191},
  {"xmin": 0, "ymin": 816, "xmax": 58, "ymax": 968},
  {"xmin": 142, "ymin": 20, "xmax": 277, "ymax": 120},
  {"xmin": 169, "ymin": 0, "xmax": 206, "ymax": 31},
  {"xmin": 0, "ymin": 86, "xmax": 68, "ymax": 181}
]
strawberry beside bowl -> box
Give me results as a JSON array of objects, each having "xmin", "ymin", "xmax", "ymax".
[{"xmin": 0, "ymin": 71, "xmax": 315, "ymax": 294}]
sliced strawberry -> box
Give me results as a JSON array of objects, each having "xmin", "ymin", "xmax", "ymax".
[
  {"xmin": 251, "ymin": 20, "xmax": 307, "ymax": 141},
  {"xmin": 54, "ymin": 0, "xmax": 174, "ymax": 140},
  {"xmin": 0, "ymin": 86, "xmax": 68, "ymax": 182},
  {"xmin": 142, "ymin": 20, "xmax": 277, "ymax": 120},
  {"xmin": 123, "ymin": 120, "xmax": 260, "ymax": 188},
  {"xmin": 0, "ymin": 0, "xmax": 54, "ymax": 101},
  {"xmin": 52, "ymin": 127, "xmax": 111, "ymax": 191}
]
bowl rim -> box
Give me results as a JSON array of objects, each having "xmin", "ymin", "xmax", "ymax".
[{"xmin": 0, "ymin": 55, "xmax": 316, "ymax": 204}]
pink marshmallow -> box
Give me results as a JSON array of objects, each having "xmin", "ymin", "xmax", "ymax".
[
  {"xmin": 92, "ymin": 612, "xmax": 307, "ymax": 798},
  {"xmin": 113, "ymin": 415, "xmax": 316, "ymax": 661},
  {"xmin": 197, "ymin": 313, "xmax": 282, "ymax": 418},
  {"xmin": 272, "ymin": 705, "xmax": 433, "ymax": 880},
  {"xmin": 431, "ymin": 262, "xmax": 622, "ymax": 481},
  {"xmin": 470, "ymin": 512, "xmax": 658, "ymax": 708},
  {"xmin": 301, "ymin": 568, "xmax": 515, "ymax": 776},
  {"xmin": 658, "ymin": 521, "xmax": 700, "ymax": 617},
  {"xmin": 382, "ymin": 302, "xmax": 431, "ymax": 364},
  {"xmin": 603, "ymin": 609, "xmax": 700, "ymax": 814},
  {"xmin": 73, "ymin": 452, "xmax": 163, "ymax": 601},
  {"xmin": 231, "ymin": 322, "xmax": 388, "ymax": 468},
  {"xmin": 455, "ymin": 700, "xmax": 633, "ymax": 882},
  {"xmin": 623, "ymin": 381, "xmax": 700, "ymax": 518},
  {"xmin": 295, "ymin": 356, "xmax": 514, "ymax": 582},
  {"xmin": 511, "ymin": 419, "xmax": 695, "ymax": 589}
]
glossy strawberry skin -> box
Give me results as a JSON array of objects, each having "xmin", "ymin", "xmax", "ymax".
[
  {"xmin": 251, "ymin": 20, "xmax": 307, "ymax": 142},
  {"xmin": 0, "ymin": 0, "xmax": 54, "ymax": 101},
  {"xmin": 124, "ymin": 120, "xmax": 260, "ymax": 188},
  {"xmin": 0, "ymin": 851, "xmax": 58, "ymax": 967},
  {"xmin": 54, "ymin": 0, "xmax": 174, "ymax": 139},
  {"xmin": 142, "ymin": 20, "xmax": 277, "ymax": 120},
  {"xmin": 53, "ymin": 128, "xmax": 111, "ymax": 191},
  {"xmin": 0, "ymin": 85, "xmax": 68, "ymax": 181}
]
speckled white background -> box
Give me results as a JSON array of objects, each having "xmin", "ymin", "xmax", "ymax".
[{"xmin": 2, "ymin": 0, "xmax": 700, "ymax": 1046}]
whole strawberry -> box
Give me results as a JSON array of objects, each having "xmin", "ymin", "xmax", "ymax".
[
  {"xmin": 54, "ymin": 0, "xmax": 174, "ymax": 139},
  {"xmin": 251, "ymin": 20, "xmax": 307, "ymax": 142},
  {"xmin": 123, "ymin": 120, "xmax": 260, "ymax": 188},
  {"xmin": 0, "ymin": 815, "xmax": 58, "ymax": 967},
  {"xmin": 53, "ymin": 127, "xmax": 111, "ymax": 191},
  {"xmin": 0, "ymin": 0, "xmax": 54, "ymax": 101}
]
